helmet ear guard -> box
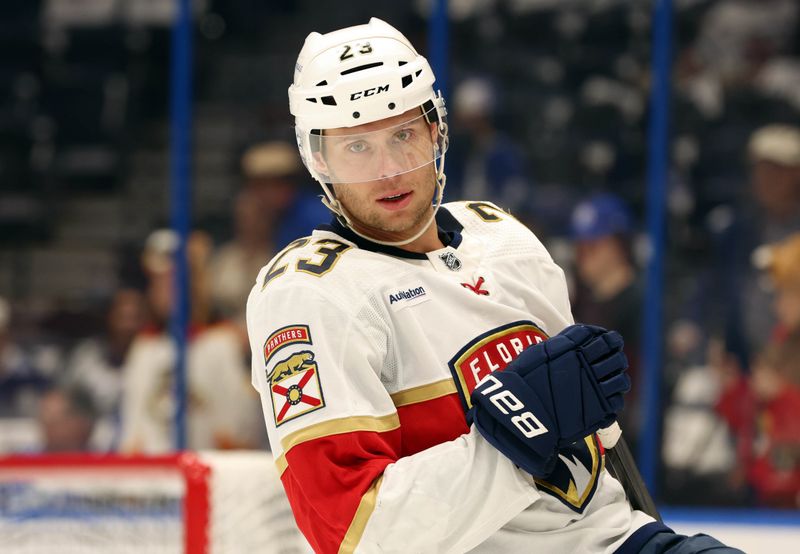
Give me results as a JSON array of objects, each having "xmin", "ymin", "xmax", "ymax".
[{"xmin": 422, "ymin": 99, "xmax": 439, "ymax": 124}]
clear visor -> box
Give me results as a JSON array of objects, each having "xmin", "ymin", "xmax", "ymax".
[{"xmin": 306, "ymin": 108, "xmax": 448, "ymax": 184}]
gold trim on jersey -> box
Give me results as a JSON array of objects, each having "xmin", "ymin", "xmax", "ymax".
[
  {"xmin": 338, "ymin": 475, "xmax": 384, "ymax": 554},
  {"xmin": 389, "ymin": 378, "xmax": 458, "ymax": 407},
  {"xmin": 274, "ymin": 454, "xmax": 288, "ymax": 476},
  {"xmin": 533, "ymin": 435, "xmax": 601, "ymax": 509},
  {"xmin": 274, "ymin": 413, "xmax": 401, "ymax": 476}
]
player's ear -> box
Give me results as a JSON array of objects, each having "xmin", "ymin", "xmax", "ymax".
[
  {"xmin": 429, "ymin": 122, "xmax": 438, "ymax": 143},
  {"xmin": 311, "ymin": 151, "xmax": 330, "ymax": 175}
]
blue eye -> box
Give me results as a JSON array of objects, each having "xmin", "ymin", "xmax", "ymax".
[{"xmin": 347, "ymin": 141, "xmax": 368, "ymax": 153}]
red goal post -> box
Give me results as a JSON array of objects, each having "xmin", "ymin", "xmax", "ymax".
[{"xmin": 0, "ymin": 451, "xmax": 310, "ymax": 553}]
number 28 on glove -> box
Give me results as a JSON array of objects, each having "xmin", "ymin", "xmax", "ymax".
[
  {"xmin": 467, "ymin": 324, "xmax": 630, "ymax": 478},
  {"xmin": 476, "ymin": 375, "xmax": 550, "ymax": 439}
]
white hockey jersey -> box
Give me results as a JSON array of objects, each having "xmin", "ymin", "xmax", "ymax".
[{"xmin": 247, "ymin": 201, "xmax": 658, "ymax": 553}]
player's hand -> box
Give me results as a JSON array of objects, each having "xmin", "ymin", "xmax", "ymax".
[{"xmin": 466, "ymin": 324, "xmax": 630, "ymax": 478}]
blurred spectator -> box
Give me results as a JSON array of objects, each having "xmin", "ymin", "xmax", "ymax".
[
  {"xmin": 695, "ymin": 124, "xmax": 800, "ymax": 368},
  {"xmin": 663, "ymin": 129, "xmax": 800, "ymax": 505},
  {"xmin": 210, "ymin": 141, "xmax": 328, "ymax": 324},
  {"xmin": 661, "ymin": 337, "xmax": 740, "ymax": 506},
  {"xmin": 0, "ymin": 296, "xmax": 58, "ymax": 418},
  {"xmin": 703, "ymin": 230, "xmax": 800, "ymax": 506},
  {"xmin": 753, "ymin": 231, "xmax": 800, "ymax": 343},
  {"xmin": 210, "ymin": 187, "xmax": 273, "ymax": 324},
  {"xmin": 119, "ymin": 229, "xmax": 263, "ymax": 453},
  {"xmin": 64, "ymin": 288, "xmax": 146, "ymax": 451},
  {"xmin": 445, "ymin": 77, "xmax": 532, "ymax": 216},
  {"xmin": 746, "ymin": 333, "xmax": 800, "ymax": 507},
  {"xmin": 663, "ymin": 229, "xmax": 800, "ymax": 506},
  {"xmin": 240, "ymin": 140, "xmax": 329, "ymax": 248},
  {"xmin": 569, "ymin": 193, "xmax": 643, "ymax": 450},
  {"xmin": 716, "ymin": 333, "xmax": 800, "ymax": 508},
  {"xmin": 37, "ymin": 385, "xmax": 98, "ymax": 453},
  {"xmin": 748, "ymin": 125, "xmax": 800, "ymax": 240}
]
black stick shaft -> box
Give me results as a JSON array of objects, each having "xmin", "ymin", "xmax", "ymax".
[{"xmin": 605, "ymin": 436, "xmax": 662, "ymax": 521}]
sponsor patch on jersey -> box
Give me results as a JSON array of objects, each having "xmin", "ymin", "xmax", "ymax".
[
  {"xmin": 264, "ymin": 324, "xmax": 311, "ymax": 365},
  {"xmin": 534, "ymin": 435, "xmax": 603, "ymax": 513},
  {"xmin": 448, "ymin": 320, "xmax": 549, "ymax": 411},
  {"xmin": 387, "ymin": 285, "xmax": 430, "ymax": 310},
  {"xmin": 268, "ymin": 350, "xmax": 325, "ymax": 426}
]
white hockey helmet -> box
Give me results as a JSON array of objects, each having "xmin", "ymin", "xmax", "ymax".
[{"xmin": 288, "ymin": 18, "xmax": 449, "ymax": 245}]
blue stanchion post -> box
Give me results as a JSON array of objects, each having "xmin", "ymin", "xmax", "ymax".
[
  {"xmin": 640, "ymin": 0, "xmax": 674, "ymax": 493},
  {"xmin": 169, "ymin": 0, "xmax": 193, "ymax": 451},
  {"xmin": 428, "ymin": 0, "xmax": 449, "ymax": 100}
]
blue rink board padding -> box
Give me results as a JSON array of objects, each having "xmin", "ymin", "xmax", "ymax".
[
  {"xmin": 664, "ymin": 507, "xmax": 800, "ymax": 554},
  {"xmin": 662, "ymin": 507, "xmax": 800, "ymax": 526}
]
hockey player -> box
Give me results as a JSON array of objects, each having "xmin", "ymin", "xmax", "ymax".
[{"xmin": 246, "ymin": 18, "xmax": 740, "ymax": 553}]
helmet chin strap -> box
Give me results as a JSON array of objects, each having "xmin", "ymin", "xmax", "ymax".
[{"xmin": 320, "ymin": 148, "xmax": 447, "ymax": 248}]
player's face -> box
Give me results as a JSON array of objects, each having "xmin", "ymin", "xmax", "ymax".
[{"xmin": 319, "ymin": 108, "xmax": 439, "ymax": 242}]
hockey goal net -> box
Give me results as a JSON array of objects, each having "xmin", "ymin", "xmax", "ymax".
[{"xmin": 0, "ymin": 451, "xmax": 311, "ymax": 554}]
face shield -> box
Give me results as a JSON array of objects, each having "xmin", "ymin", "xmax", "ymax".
[{"xmin": 302, "ymin": 106, "xmax": 449, "ymax": 185}]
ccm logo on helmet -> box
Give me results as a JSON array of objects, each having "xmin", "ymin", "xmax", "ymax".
[{"xmin": 350, "ymin": 84, "xmax": 389, "ymax": 100}]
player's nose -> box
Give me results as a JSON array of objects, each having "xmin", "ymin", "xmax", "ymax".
[{"xmin": 373, "ymin": 143, "xmax": 407, "ymax": 180}]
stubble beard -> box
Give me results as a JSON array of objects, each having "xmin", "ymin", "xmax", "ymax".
[{"xmin": 334, "ymin": 167, "xmax": 437, "ymax": 240}]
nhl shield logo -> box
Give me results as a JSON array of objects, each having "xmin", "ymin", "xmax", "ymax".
[
  {"xmin": 438, "ymin": 251, "xmax": 462, "ymax": 271},
  {"xmin": 269, "ymin": 350, "xmax": 325, "ymax": 426}
]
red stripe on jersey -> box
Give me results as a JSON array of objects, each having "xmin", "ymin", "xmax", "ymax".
[
  {"xmin": 281, "ymin": 428, "xmax": 402, "ymax": 553},
  {"xmin": 280, "ymin": 393, "xmax": 470, "ymax": 551},
  {"xmin": 396, "ymin": 392, "xmax": 469, "ymax": 456}
]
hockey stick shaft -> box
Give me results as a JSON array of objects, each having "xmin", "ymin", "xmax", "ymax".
[{"xmin": 599, "ymin": 424, "xmax": 662, "ymax": 521}]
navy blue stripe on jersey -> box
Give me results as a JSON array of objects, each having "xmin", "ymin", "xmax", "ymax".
[
  {"xmin": 435, "ymin": 207, "xmax": 465, "ymax": 246},
  {"xmin": 615, "ymin": 521, "xmax": 672, "ymax": 554},
  {"xmin": 316, "ymin": 207, "xmax": 463, "ymax": 259}
]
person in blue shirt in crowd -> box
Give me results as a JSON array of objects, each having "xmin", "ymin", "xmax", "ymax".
[{"xmin": 570, "ymin": 193, "xmax": 644, "ymax": 455}]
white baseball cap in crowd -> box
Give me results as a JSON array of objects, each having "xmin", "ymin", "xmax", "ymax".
[{"xmin": 748, "ymin": 124, "xmax": 800, "ymax": 167}]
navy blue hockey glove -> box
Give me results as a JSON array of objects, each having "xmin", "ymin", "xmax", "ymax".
[{"xmin": 467, "ymin": 324, "xmax": 630, "ymax": 478}]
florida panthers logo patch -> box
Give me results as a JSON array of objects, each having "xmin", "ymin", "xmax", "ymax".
[
  {"xmin": 264, "ymin": 325, "xmax": 325, "ymax": 426},
  {"xmin": 448, "ymin": 320, "xmax": 548, "ymax": 411}
]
